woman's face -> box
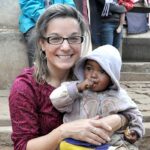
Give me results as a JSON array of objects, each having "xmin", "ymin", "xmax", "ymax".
[{"xmin": 40, "ymin": 17, "xmax": 82, "ymax": 72}]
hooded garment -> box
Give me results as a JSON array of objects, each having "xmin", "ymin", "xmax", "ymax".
[
  {"xmin": 50, "ymin": 45, "xmax": 145, "ymax": 139},
  {"xmin": 74, "ymin": 44, "xmax": 121, "ymax": 90}
]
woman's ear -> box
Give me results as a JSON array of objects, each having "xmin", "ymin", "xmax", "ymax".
[{"xmin": 39, "ymin": 39, "xmax": 46, "ymax": 52}]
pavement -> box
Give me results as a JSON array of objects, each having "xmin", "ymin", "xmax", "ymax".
[{"xmin": 0, "ymin": 81, "xmax": 150, "ymax": 149}]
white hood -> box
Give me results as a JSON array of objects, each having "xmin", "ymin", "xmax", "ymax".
[{"xmin": 74, "ymin": 45, "xmax": 122, "ymax": 90}]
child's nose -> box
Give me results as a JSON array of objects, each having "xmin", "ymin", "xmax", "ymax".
[{"xmin": 91, "ymin": 71, "xmax": 97, "ymax": 78}]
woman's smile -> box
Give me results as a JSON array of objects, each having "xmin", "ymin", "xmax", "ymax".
[{"xmin": 57, "ymin": 54, "xmax": 72, "ymax": 60}]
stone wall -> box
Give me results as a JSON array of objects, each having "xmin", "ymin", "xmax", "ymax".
[{"xmin": 0, "ymin": 0, "xmax": 28, "ymax": 89}]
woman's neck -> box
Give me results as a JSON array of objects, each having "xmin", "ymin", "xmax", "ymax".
[{"xmin": 47, "ymin": 65, "xmax": 70, "ymax": 87}]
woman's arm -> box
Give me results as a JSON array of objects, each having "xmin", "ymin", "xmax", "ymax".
[
  {"xmin": 26, "ymin": 128, "xmax": 63, "ymax": 150},
  {"xmin": 26, "ymin": 116, "xmax": 112, "ymax": 150},
  {"xmin": 27, "ymin": 114, "xmax": 124, "ymax": 150},
  {"xmin": 100, "ymin": 114, "xmax": 128, "ymax": 134}
]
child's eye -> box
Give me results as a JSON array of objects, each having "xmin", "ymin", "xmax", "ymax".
[
  {"xmin": 99, "ymin": 68, "xmax": 106, "ymax": 74},
  {"xmin": 85, "ymin": 66, "xmax": 92, "ymax": 71}
]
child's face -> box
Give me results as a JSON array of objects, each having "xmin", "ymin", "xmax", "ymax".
[{"xmin": 84, "ymin": 60, "xmax": 111, "ymax": 92}]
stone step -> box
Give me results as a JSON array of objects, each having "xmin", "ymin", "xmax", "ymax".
[
  {"xmin": 0, "ymin": 146, "xmax": 12, "ymax": 150},
  {"xmin": 122, "ymin": 29, "xmax": 150, "ymax": 62},
  {"xmin": 0, "ymin": 29, "xmax": 28, "ymax": 89},
  {"xmin": 0, "ymin": 90, "xmax": 10, "ymax": 126},
  {"xmin": 0, "ymin": 0, "xmax": 19, "ymax": 29},
  {"xmin": 121, "ymin": 62, "xmax": 150, "ymax": 73},
  {"xmin": 121, "ymin": 62, "xmax": 150, "ymax": 81},
  {"xmin": 120, "ymin": 72, "xmax": 150, "ymax": 81},
  {"xmin": 0, "ymin": 126, "xmax": 13, "ymax": 147}
]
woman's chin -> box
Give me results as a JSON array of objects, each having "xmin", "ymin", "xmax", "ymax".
[{"xmin": 58, "ymin": 64, "xmax": 74, "ymax": 70}]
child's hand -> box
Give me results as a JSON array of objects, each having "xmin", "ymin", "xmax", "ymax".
[
  {"xmin": 124, "ymin": 127, "xmax": 139, "ymax": 144},
  {"xmin": 77, "ymin": 78, "xmax": 95, "ymax": 92}
]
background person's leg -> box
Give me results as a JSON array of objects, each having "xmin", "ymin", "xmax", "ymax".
[{"xmin": 23, "ymin": 27, "xmax": 36, "ymax": 67}]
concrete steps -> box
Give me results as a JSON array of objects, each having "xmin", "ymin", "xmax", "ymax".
[
  {"xmin": 0, "ymin": 29, "xmax": 28, "ymax": 89},
  {"xmin": 0, "ymin": 90, "xmax": 12, "ymax": 149},
  {"xmin": 122, "ymin": 29, "xmax": 150, "ymax": 62},
  {"xmin": 0, "ymin": 0, "xmax": 28, "ymax": 90},
  {"xmin": 0, "ymin": 126, "xmax": 13, "ymax": 147},
  {"xmin": 0, "ymin": 0, "xmax": 19, "ymax": 29},
  {"xmin": 121, "ymin": 62, "xmax": 150, "ymax": 81}
]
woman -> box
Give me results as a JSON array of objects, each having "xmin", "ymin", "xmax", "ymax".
[
  {"xmin": 9, "ymin": 4, "xmax": 128, "ymax": 150},
  {"xmin": 19, "ymin": 0, "xmax": 75, "ymax": 67}
]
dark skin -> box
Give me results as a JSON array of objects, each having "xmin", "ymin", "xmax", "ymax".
[
  {"xmin": 124, "ymin": 127, "xmax": 139, "ymax": 144},
  {"xmin": 77, "ymin": 60, "xmax": 111, "ymax": 93}
]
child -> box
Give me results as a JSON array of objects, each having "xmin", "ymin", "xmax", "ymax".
[
  {"xmin": 50, "ymin": 45, "xmax": 144, "ymax": 149},
  {"xmin": 117, "ymin": 0, "xmax": 134, "ymax": 33}
]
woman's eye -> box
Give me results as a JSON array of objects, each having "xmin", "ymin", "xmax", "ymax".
[{"xmin": 51, "ymin": 37, "xmax": 61, "ymax": 41}]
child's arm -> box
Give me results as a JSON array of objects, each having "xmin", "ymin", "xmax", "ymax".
[
  {"xmin": 122, "ymin": 108, "xmax": 145, "ymax": 140},
  {"xmin": 50, "ymin": 81, "xmax": 81, "ymax": 112},
  {"xmin": 117, "ymin": 89, "xmax": 145, "ymax": 140},
  {"xmin": 50, "ymin": 78, "xmax": 96, "ymax": 112},
  {"xmin": 107, "ymin": 88, "xmax": 145, "ymax": 141}
]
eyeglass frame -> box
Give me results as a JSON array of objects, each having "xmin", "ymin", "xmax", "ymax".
[{"xmin": 42, "ymin": 35, "xmax": 84, "ymax": 45}]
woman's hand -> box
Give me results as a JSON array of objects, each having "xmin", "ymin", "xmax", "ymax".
[
  {"xmin": 99, "ymin": 114, "xmax": 124, "ymax": 133},
  {"xmin": 59, "ymin": 116, "xmax": 112, "ymax": 145}
]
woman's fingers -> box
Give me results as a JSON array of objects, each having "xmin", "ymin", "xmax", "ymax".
[
  {"xmin": 91, "ymin": 127, "xmax": 111, "ymax": 142},
  {"xmin": 77, "ymin": 120, "xmax": 111, "ymax": 144},
  {"xmin": 60, "ymin": 118, "xmax": 111, "ymax": 144},
  {"xmin": 90, "ymin": 118, "xmax": 112, "ymax": 132},
  {"xmin": 72, "ymin": 128, "xmax": 106, "ymax": 145}
]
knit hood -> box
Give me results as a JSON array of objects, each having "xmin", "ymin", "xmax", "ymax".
[{"xmin": 74, "ymin": 45, "xmax": 122, "ymax": 90}]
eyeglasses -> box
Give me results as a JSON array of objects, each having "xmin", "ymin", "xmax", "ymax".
[{"xmin": 43, "ymin": 36, "xmax": 84, "ymax": 45}]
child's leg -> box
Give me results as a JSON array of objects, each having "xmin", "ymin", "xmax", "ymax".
[{"xmin": 116, "ymin": 13, "xmax": 125, "ymax": 33}]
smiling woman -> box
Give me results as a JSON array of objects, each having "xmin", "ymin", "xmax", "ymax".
[
  {"xmin": 39, "ymin": 17, "xmax": 82, "ymax": 82},
  {"xmin": 9, "ymin": 4, "xmax": 127, "ymax": 150}
]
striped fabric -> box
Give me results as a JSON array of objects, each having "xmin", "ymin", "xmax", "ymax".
[{"xmin": 59, "ymin": 138, "xmax": 110, "ymax": 150}]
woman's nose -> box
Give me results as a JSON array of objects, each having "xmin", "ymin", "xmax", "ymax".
[{"xmin": 60, "ymin": 39, "xmax": 71, "ymax": 51}]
